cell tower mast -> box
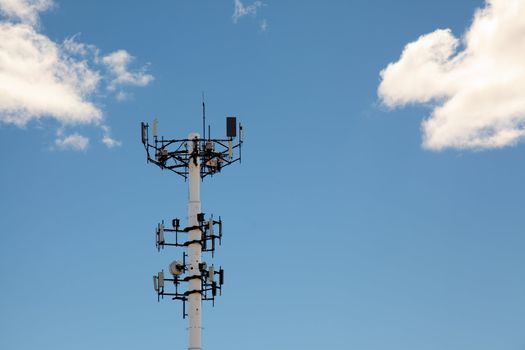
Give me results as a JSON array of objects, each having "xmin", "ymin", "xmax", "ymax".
[{"xmin": 141, "ymin": 108, "xmax": 243, "ymax": 350}]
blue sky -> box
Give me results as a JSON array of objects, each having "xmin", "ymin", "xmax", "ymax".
[{"xmin": 1, "ymin": 1, "xmax": 525, "ymax": 349}]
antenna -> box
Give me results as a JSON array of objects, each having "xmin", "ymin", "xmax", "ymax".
[
  {"xmin": 226, "ymin": 116, "xmax": 236, "ymax": 138},
  {"xmin": 202, "ymin": 92, "xmax": 206, "ymax": 140},
  {"xmin": 140, "ymin": 98, "xmax": 244, "ymax": 350},
  {"xmin": 152, "ymin": 118, "xmax": 158, "ymax": 138}
]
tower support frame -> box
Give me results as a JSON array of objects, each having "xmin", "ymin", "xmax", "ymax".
[
  {"xmin": 187, "ymin": 133, "xmax": 202, "ymax": 350},
  {"xmin": 142, "ymin": 114, "xmax": 243, "ymax": 350}
]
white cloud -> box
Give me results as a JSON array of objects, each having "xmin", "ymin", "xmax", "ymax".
[
  {"xmin": 259, "ymin": 19, "xmax": 268, "ymax": 32},
  {"xmin": 115, "ymin": 91, "xmax": 129, "ymax": 101},
  {"xmin": 55, "ymin": 132, "xmax": 89, "ymax": 151},
  {"xmin": 63, "ymin": 34, "xmax": 99, "ymax": 58},
  {"xmin": 101, "ymin": 125, "xmax": 121, "ymax": 148},
  {"xmin": 0, "ymin": 0, "xmax": 153, "ymax": 150},
  {"xmin": 102, "ymin": 50, "xmax": 153, "ymax": 91},
  {"xmin": 102, "ymin": 135, "xmax": 120, "ymax": 148},
  {"xmin": 232, "ymin": 0, "xmax": 263, "ymax": 23},
  {"xmin": 378, "ymin": 0, "xmax": 525, "ymax": 150},
  {"xmin": 0, "ymin": 0, "xmax": 53, "ymax": 26},
  {"xmin": 0, "ymin": 22, "xmax": 102, "ymax": 127}
]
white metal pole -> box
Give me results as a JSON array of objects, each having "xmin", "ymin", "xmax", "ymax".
[{"xmin": 187, "ymin": 133, "xmax": 202, "ymax": 350}]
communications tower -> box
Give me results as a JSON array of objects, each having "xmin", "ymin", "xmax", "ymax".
[{"xmin": 141, "ymin": 105, "xmax": 243, "ymax": 350}]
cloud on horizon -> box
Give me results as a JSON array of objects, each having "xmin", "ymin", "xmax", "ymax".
[
  {"xmin": 0, "ymin": 0, "xmax": 153, "ymax": 150},
  {"xmin": 378, "ymin": 0, "xmax": 525, "ymax": 150}
]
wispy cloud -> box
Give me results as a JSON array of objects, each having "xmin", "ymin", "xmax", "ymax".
[
  {"xmin": 378, "ymin": 0, "xmax": 525, "ymax": 150},
  {"xmin": 259, "ymin": 18, "xmax": 268, "ymax": 32},
  {"xmin": 101, "ymin": 125, "xmax": 121, "ymax": 148},
  {"xmin": 0, "ymin": 0, "xmax": 53, "ymax": 26},
  {"xmin": 55, "ymin": 132, "xmax": 89, "ymax": 151},
  {"xmin": 0, "ymin": 0, "xmax": 153, "ymax": 150},
  {"xmin": 102, "ymin": 50, "xmax": 154, "ymax": 91},
  {"xmin": 115, "ymin": 91, "xmax": 130, "ymax": 102},
  {"xmin": 232, "ymin": 0, "xmax": 264, "ymax": 24},
  {"xmin": 63, "ymin": 33, "xmax": 99, "ymax": 57}
]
